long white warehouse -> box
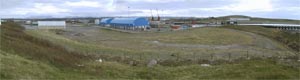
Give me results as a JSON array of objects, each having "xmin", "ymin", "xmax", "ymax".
[{"xmin": 38, "ymin": 21, "xmax": 66, "ymax": 29}]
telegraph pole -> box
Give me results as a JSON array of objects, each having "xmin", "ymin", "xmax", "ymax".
[
  {"xmin": 156, "ymin": 9, "xmax": 161, "ymax": 31},
  {"xmin": 128, "ymin": 6, "xmax": 130, "ymax": 17}
]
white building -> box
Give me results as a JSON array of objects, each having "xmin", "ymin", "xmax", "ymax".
[
  {"xmin": 25, "ymin": 20, "xmax": 32, "ymax": 25},
  {"xmin": 95, "ymin": 19, "xmax": 100, "ymax": 24},
  {"xmin": 37, "ymin": 21, "xmax": 66, "ymax": 29},
  {"xmin": 229, "ymin": 18, "xmax": 251, "ymax": 21},
  {"xmin": 78, "ymin": 19, "xmax": 90, "ymax": 24}
]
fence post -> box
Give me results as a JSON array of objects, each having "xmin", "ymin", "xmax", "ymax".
[
  {"xmin": 228, "ymin": 53, "xmax": 232, "ymax": 62},
  {"xmin": 298, "ymin": 52, "xmax": 300, "ymax": 62},
  {"xmin": 139, "ymin": 53, "xmax": 142, "ymax": 61},
  {"xmin": 246, "ymin": 50, "xmax": 250, "ymax": 60},
  {"xmin": 210, "ymin": 53, "xmax": 214, "ymax": 64},
  {"xmin": 176, "ymin": 53, "xmax": 179, "ymax": 61},
  {"xmin": 193, "ymin": 52, "xmax": 197, "ymax": 62},
  {"xmin": 123, "ymin": 53, "xmax": 126, "ymax": 61},
  {"xmin": 157, "ymin": 54, "xmax": 160, "ymax": 61}
]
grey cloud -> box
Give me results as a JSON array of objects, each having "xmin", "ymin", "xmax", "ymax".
[
  {"xmin": 0, "ymin": 0, "xmax": 299, "ymax": 19},
  {"xmin": 0, "ymin": 0, "xmax": 26, "ymax": 9}
]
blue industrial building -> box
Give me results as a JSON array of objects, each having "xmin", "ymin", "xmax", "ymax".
[
  {"xmin": 99, "ymin": 17, "xmax": 150, "ymax": 30},
  {"xmin": 100, "ymin": 18, "xmax": 113, "ymax": 26},
  {"xmin": 110, "ymin": 17, "xmax": 150, "ymax": 30}
]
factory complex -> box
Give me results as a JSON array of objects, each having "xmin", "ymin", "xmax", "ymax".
[{"xmin": 1, "ymin": 15, "xmax": 300, "ymax": 31}]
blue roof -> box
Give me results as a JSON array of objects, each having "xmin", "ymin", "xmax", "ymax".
[
  {"xmin": 110, "ymin": 17, "xmax": 149, "ymax": 26},
  {"xmin": 100, "ymin": 18, "xmax": 113, "ymax": 24}
]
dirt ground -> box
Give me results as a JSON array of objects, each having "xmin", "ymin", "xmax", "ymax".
[{"xmin": 47, "ymin": 25, "xmax": 296, "ymax": 61}]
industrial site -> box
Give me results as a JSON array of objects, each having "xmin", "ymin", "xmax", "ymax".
[{"xmin": 1, "ymin": 0, "xmax": 300, "ymax": 80}]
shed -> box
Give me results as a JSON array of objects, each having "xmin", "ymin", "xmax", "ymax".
[
  {"xmin": 37, "ymin": 21, "xmax": 66, "ymax": 29},
  {"xmin": 110, "ymin": 17, "xmax": 150, "ymax": 29}
]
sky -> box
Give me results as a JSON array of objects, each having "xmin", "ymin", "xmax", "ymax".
[{"xmin": 0, "ymin": 0, "xmax": 299, "ymax": 19}]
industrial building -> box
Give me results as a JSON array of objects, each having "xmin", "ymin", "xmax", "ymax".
[
  {"xmin": 100, "ymin": 18, "xmax": 113, "ymax": 26},
  {"xmin": 37, "ymin": 21, "xmax": 66, "ymax": 29},
  {"xmin": 229, "ymin": 18, "xmax": 251, "ymax": 21},
  {"xmin": 25, "ymin": 20, "xmax": 32, "ymax": 25},
  {"xmin": 225, "ymin": 18, "xmax": 255, "ymax": 25},
  {"xmin": 94, "ymin": 19, "xmax": 100, "ymax": 24},
  {"xmin": 108, "ymin": 17, "xmax": 150, "ymax": 30},
  {"xmin": 78, "ymin": 19, "xmax": 90, "ymax": 24}
]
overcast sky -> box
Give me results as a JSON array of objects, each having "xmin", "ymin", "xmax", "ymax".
[{"xmin": 0, "ymin": 0, "xmax": 299, "ymax": 19}]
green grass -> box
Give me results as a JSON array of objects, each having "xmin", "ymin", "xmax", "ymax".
[
  {"xmin": 0, "ymin": 50, "xmax": 58, "ymax": 79},
  {"xmin": 25, "ymin": 27, "xmax": 267, "ymax": 62},
  {"xmin": 79, "ymin": 59, "xmax": 299, "ymax": 80},
  {"xmin": 222, "ymin": 25, "xmax": 300, "ymax": 52},
  {"xmin": 26, "ymin": 25, "xmax": 295, "ymax": 63},
  {"xmin": 0, "ymin": 22, "xmax": 92, "ymax": 67},
  {"xmin": 0, "ymin": 50, "xmax": 99, "ymax": 80},
  {"xmin": 1, "ymin": 22, "xmax": 299, "ymax": 79},
  {"xmin": 0, "ymin": 22, "xmax": 99, "ymax": 79},
  {"xmin": 100, "ymin": 27, "xmax": 254, "ymax": 45}
]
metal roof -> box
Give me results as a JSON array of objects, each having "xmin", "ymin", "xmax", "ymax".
[
  {"xmin": 100, "ymin": 18, "xmax": 113, "ymax": 24},
  {"xmin": 110, "ymin": 17, "xmax": 149, "ymax": 26},
  {"xmin": 111, "ymin": 17, "xmax": 149, "ymax": 24},
  {"xmin": 111, "ymin": 18, "xmax": 139, "ymax": 24}
]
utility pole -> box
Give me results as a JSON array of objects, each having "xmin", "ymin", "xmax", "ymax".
[
  {"xmin": 128, "ymin": 6, "xmax": 130, "ymax": 17},
  {"xmin": 156, "ymin": 9, "xmax": 161, "ymax": 31},
  {"xmin": 151, "ymin": 9, "xmax": 154, "ymax": 21}
]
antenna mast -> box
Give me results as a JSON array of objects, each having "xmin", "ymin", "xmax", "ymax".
[
  {"xmin": 128, "ymin": 6, "xmax": 130, "ymax": 17},
  {"xmin": 156, "ymin": 9, "xmax": 160, "ymax": 21},
  {"xmin": 156, "ymin": 9, "xmax": 161, "ymax": 31},
  {"xmin": 151, "ymin": 9, "xmax": 154, "ymax": 21}
]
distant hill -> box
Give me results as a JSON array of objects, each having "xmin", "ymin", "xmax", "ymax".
[
  {"xmin": 215, "ymin": 15, "xmax": 300, "ymax": 24},
  {"xmin": 218, "ymin": 15, "xmax": 252, "ymax": 19}
]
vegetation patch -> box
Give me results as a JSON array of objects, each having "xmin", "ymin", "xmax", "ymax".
[
  {"xmin": 222, "ymin": 25, "xmax": 300, "ymax": 52},
  {"xmin": 0, "ymin": 22, "xmax": 94, "ymax": 67},
  {"xmin": 1, "ymin": 23, "xmax": 299, "ymax": 79}
]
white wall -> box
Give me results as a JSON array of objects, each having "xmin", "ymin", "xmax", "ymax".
[
  {"xmin": 38, "ymin": 21, "xmax": 66, "ymax": 29},
  {"xmin": 229, "ymin": 18, "xmax": 250, "ymax": 21},
  {"xmin": 95, "ymin": 19, "xmax": 100, "ymax": 24}
]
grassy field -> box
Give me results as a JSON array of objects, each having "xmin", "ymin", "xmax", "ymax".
[
  {"xmin": 1, "ymin": 22, "xmax": 299, "ymax": 79},
  {"xmin": 0, "ymin": 22, "xmax": 98, "ymax": 79},
  {"xmin": 98, "ymin": 28, "xmax": 254, "ymax": 45},
  {"xmin": 27, "ymin": 25, "xmax": 295, "ymax": 61},
  {"xmin": 222, "ymin": 25, "xmax": 300, "ymax": 52},
  {"xmin": 189, "ymin": 15, "xmax": 300, "ymax": 24}
]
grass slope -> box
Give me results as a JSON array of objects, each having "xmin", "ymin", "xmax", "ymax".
[
  {"xmin": 1, "ymin": 23, "xmax": 299, "ymax": 79},
  {"xmin": 0, "ymin": 22, "xmax": 92, "ymax": 67},
  {"xmin": 222, "ymin": 25, "xmax": 300, "ymax": 52},
  {"xmin": 78, "ymin": 59, "xmax": 300, "ymax": 79},
  {"xmin": 0, "ymin": 50, "xmax": 58, "ymax": 79},
  {"xmin": 0, "ymin": 22, "xmax": 97, "ymax": 79}
]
